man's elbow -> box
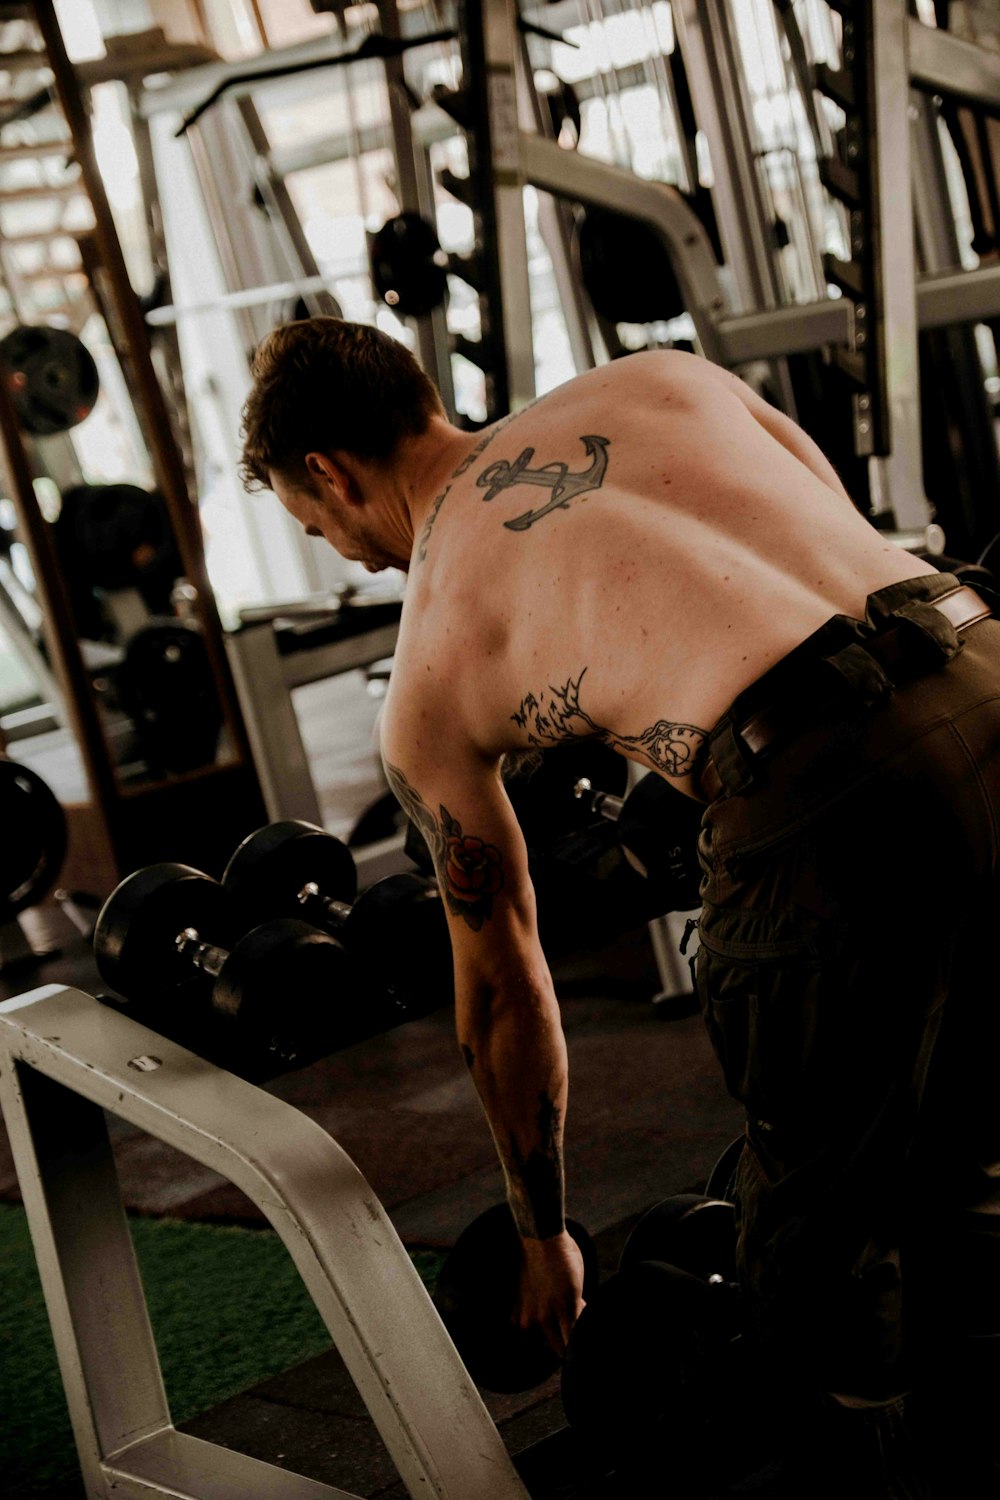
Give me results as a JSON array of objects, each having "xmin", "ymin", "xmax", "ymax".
[{"xmin": 454, "ymin": 961, "xmax": 557, "ymax": 1043}]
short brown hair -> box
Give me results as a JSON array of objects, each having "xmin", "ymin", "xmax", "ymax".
[{"xmin": 239, "ymin": 317, "xmax": 444, "ymax": 490}]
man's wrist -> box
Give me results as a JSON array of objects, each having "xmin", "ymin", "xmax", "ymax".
[{"xmin": 520, "ymin": 1226, "xmax": 570, "ymax": 1256}]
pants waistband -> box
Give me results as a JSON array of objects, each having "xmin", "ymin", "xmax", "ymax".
[{"xmin": 699, "ymin": 577, "xmax": 993, "ymax": 803}]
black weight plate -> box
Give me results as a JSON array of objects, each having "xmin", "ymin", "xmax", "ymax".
[
  {"xmin": 54, "ymin": 483, "xmax": 182, "ymax": 605},
  {"xmin": 94, "ymin": 862, "xmax": 236, "ymax": 1006},
  {"xmin": 369, "ymin": 211, "xmax": 449, "ymax": 318},
  {"xmin": 344, "ymin": 873, "xmax": 452, "ymax": 1015},
  {"xmin": 619, "ymin": 1194, "xmax": 737, "ymax": 1284},
  {"xmin": 0, "ymin": 325, "xmax": 99, "ymax": 435},
  {"xmin": 576, "ymin": 208, "xmax": 685, "ymax": 325},
  {"xmin": 434, "ymin": 1203, "xmax": 600, "ymax": 1394},
  {"xmin": 347, "ymin": 790, "xmax": 406, "ymax": 848},
  {"xmin": 0, "ymin": 758, "xmax": 67, "ymax": 916},
  {"xmin": 223, "ymin": 821, "xmax": 357, "ymax": 929},
  {"xmin": 213, "ymin": 917, "xmax": 349, "ymax": 1067},
  {"xmin": 617, "ymin": 772, "xmax": 704, "ymax": 910},
  {"xmin": 704, "ymin": 1134, "xmax": 745, "ymax": 1205},
  {"xmin": 118, "ymin": 619, "xmax": 223, "ymax": 774}
]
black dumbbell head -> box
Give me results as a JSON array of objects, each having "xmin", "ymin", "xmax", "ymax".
[
  {"xmin": 561, "ymin": 1260, "xmax": 744, "ymax": 1486},
  {"xmin": 213, "ymin": 917, "xmax": 349, "ymax": 1066},
  {"xmin": 94, "ymin": 862, "xmax": 238, "ymax": 1005},
  {"xmin": 617, "ymin": 774, "xmax": 704, "ymax": 910},
  {"xmin": 343, "ymin": 873, "xmax": 451, "ymax": 1013},
  {"xmin": 705, "ymin": 1135, "xmax": 744, "ymax": 1204},
  {"xmin": 0, "ymin": 757, "xmax": 67, "ymax": 917},
  {"xmin": 619, "ymin": 1194, "xmax": 737, "ymax": 1284},
  {"xmin": 223, "ymin": 820, "xmax": 357, "ymax": 927},
  {"xmin": 434, "ymin": 1203, "xmax": 600, "ymax": 1394}
]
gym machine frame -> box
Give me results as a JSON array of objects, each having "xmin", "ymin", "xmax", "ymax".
[
  {"xmin": 0, "ymin": 983, "xmax": 529, "ymax": 1500},
  {"xmin": 223, "ymin": 4, "xmax": 1000, "ymax": 842}
]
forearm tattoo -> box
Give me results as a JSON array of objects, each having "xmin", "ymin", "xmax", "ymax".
[
  {"xmin": 503, "ymin": 1091, "xmax": 565, "ymax": 1240},
  {"xmin": 477, "ymin": 434, "xmax": 610, "ymax": 532},
  {"xmin": 512, "ymin": 667, "xmax": 707, "ymax": 779},
  {"xmin": 383, "ymin": 760, "xmax": 504, "ymax": 931}
]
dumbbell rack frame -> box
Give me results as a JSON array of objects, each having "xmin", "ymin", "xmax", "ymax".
[{"xmin": 0, "ymin": 984, "xmax": 529, "ymax": 1500}]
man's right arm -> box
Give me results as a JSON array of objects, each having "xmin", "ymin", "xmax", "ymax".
[{"xmin": 379, "ymin": 722, "xmax": 586, "ymax": 1354}]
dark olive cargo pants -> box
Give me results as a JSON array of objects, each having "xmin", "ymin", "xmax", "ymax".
[{"xmin": 694, "ymin": 572, "xmax": 1000, "ymax": 1488}]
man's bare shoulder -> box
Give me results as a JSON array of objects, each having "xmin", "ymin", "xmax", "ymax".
[{"xmin": 521, "ymin": 348, "xmax": 729, "ymax": 415}]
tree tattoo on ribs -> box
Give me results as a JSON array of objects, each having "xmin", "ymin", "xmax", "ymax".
[
  {"xmin": 383, "ymin": 761, "xmax": 504, "ymax": 931},
  {"xmin": 477, "ymin": 433, "xmax": 610, "ymax": 531},
  {"xmin": 512, "ymin": 667, "xmax": 707, "ymax": 779}
]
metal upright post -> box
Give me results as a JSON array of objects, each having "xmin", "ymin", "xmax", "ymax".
[
  {"xmin": 671, "ymin": 0, "xmax": 784, "ymax": 316},
  {"xmin": 376, "ymin": 0, "xmax": 457, "ymax": 415},
  {"xmin": 33, "ymin": 0, "xmax": 259, "ymax": 770},
  {"xmin": 475, "ymin": 0, "xmax": 535, "ymax": 412},
  {"xmin": 866, "ymin": 0, "xmax": 930, "ymax": 529},
  {"xmin": 514, "ymin": 23, "xmax": 597, "ymax": 375},
  {"xmin": 671, "ymin": 0, "xmax": 797, "ymax": 411}
]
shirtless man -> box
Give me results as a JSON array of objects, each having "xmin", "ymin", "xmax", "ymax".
[{"xmin": 241, "ymin": 318, "xmax": 1000, "ymax": 1497}]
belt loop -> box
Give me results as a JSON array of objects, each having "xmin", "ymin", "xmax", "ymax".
[
  {"xmin": 823, "ymin": 641, "xmax": 894, "ymax": 707},
  {"xmin": 889, "ymin": 599, "xmax": 963, "ymax": 667},
  {"xmin": 707, "ymin": 717, "xmax": 757, "ymax": 796}
]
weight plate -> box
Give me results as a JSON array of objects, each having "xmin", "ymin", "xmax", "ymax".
[
  {"xmin": 54, "ymin": 483, "xmax": 182, "ymax": 605},
  {"xmin": 213, "ymin": 917, "xmax": 349, "ymax": 1067},
  {"xmin": 94, "ymin": 862, "xmax": 236, "ymax": 1006},
  {"xmin": 576, "ymin": 207, "xmax": 685, "ymax": 325},
  {"xmin": 369, "ymin": 211, "xmax": 449, "ymax": 319},
  {"xmin": 617, "ymin": 772, "xmax": 704, "ymax": 909},
  {"xmin": 0, "ymin": 325, "xmax": 99, "ymax": 435},
  {"xmin": 223, "ymin": 821, "xmax": 358, "ymax": 928},
  {"xmin": 118, "ymin": 619, "xmax": 223, "ymax": 774},
  {"xmin": 344, "ymin": 873, "xmax": 452, "ymax": 1015},
  {"xmin": 0, "ymin": 758, "xmax": 67, "ymax": 916}
]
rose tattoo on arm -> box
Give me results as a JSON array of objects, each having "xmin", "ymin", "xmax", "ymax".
[{"xmin": 384, "ymin": 761, "xmax": 505, "ymax": 931}]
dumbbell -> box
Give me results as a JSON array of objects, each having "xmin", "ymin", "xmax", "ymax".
[
  {"xmin": 403, "ymin": 740, "xmax": 629, "ymax": 874},
  {"xmin": 94, "ymin": 862, "xmax": 348, "ymax": 1068},
  {"xmin": 222, "ymin": 821, "xmax": 452, "ymax": 1018},
  {"xmin": 562, "ymin": 1193, "xmax": 775, "ymax": 1493},
  {"xmin": 573, "ymin": 769, "xmax": 704, "ymax": 911},
  {"xmin": 433, "ymin": 1203, "xmax": 600, "ymax": 1394},
  {"xmin": 704, "ymin": 1134, "xmax": 745, "ymax": 1204},
  {"xmin": 619, "ymin": 1193, "xmax": 737, "ymax": 1285}
]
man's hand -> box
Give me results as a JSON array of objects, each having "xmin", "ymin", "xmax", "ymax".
[{"xmin": 517, "ymin": 1229, "xmax": 587, "ymax": 1358}]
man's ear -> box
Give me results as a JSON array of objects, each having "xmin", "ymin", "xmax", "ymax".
[{"xmin": 304, "ymin": 450, "xmax": 363, "ymax": 506}]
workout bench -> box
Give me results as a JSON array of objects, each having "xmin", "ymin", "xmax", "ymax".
[{"xmin": 0, "ymin": 984, "xmax": 529, "ymax": 1500}]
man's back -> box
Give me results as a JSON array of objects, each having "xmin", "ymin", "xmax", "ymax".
[{"xmin": 388, "ymin": 349, "xmax": 935, "ymax": 791}]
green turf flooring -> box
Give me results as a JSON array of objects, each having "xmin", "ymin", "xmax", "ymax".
[{"xmin": 0, "ymin": 1203, "xmax": 445, "ymax": 1499}]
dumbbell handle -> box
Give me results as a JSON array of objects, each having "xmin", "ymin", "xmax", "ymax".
[
  {"xmin": 297, "ymin": 881, "xmax": 353, "ymax": 930},
  {"xmin": 176, "ymin": 926, "xmax": 228, "ymax": 977},
  {"xmin": 573, "ymin": 777, "xmax": 624, "ymax": 821}
]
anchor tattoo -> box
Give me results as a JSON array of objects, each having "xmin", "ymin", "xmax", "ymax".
[{"xmin": 476, "ymin": 434, "xmax": 611, "ymax": 532}]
